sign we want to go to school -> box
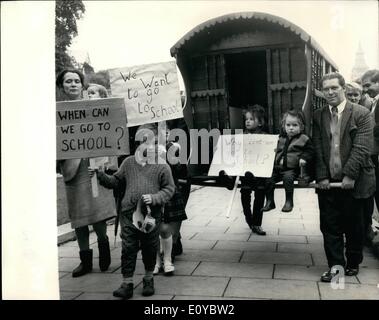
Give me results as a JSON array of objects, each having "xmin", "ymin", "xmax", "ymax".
[{"xmin": 108, "ymin": 61, "xmax": 183, "ymax": 127}]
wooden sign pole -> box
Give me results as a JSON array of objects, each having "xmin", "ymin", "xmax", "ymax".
[
  {"xmin": 226, "ymin": 175, "xmax": 240, "ymax": 218},
  {"xmin": 89, "ymin": 158, "xmax": 99, "ymax": 198}
]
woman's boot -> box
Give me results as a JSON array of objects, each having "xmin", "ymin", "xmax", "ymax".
[
  {"xmin": 72, "ymin": 249, "xmax": 93, "ymax": 277},
  {"xmin": 282, "ymin": 191, "xmax": 294, "ymax": 212},
  {"xmin": 98, "ymin": 237, "xmax": 111, "ymax": 271}
]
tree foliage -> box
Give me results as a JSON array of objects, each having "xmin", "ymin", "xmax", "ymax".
[
  {"xmin": 86, "ymin": 70, "xmax": 111, "ymax": 89},
  {"xmin": 55, "ymin": 0, "xmax": 85, "ymax": 75}
]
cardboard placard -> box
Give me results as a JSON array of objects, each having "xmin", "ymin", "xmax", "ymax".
[
  {"xmin": 208, "ymin": 134, "xmax": 278, "ymax": 178},
  {"xmin": 56, "ymin": 97, "xmax": 129, "ymax": 160},
  {"xmin": 108, "ymin": 61, "xmax": 183, "ymax": 127}
]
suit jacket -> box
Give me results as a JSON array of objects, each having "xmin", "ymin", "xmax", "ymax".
[
  {"xmin": 372, "ymin": 99, "xmax": 379, "ymax": 154},
  {"xmin": 312, "ymin": 101, "xmax": 375, "ymax": 198}
]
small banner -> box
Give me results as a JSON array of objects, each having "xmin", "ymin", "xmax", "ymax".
[
  {"xmin": 56, "ymin": 97, "xmax": 129, "ymax": 160},
  {"xmin": 208, "ymin": 134, "xmax": 278, "ymax": 178},
  {"xmin": 108, "ymin": 61, "xmax": 183, "ymax": 127}
]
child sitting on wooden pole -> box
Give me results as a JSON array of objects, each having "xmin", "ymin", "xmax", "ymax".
[{"xmin": 262, "ymin": 110, "xmax": 314, "ymax": 213}]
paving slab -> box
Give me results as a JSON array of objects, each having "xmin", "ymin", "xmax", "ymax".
[
  {"xmin": 133, "ymin": 260, "xmax": 200, "ymax": 276},
  {"xmin": 213, "ymin": 240, "xmax": 276, "ymax": 252},
  {"xmin": 278, "ymin": 243, "xmax": 325, "ymax": 254},
  {"xmin": 59, "ymin": 257, "xmax": 121, "ymax": 273},
  {"xmin": 278, "ymin": 221, "xmax": 305, "ymax": 228},
  {"xmin": 59, "ymin": 273, "xmax": 125, "ymax": 293},
  {"xmin": 274, "ymin": 265, "xmax": 359, "ymax": 283},
  {"xmin": 139, "ymin": 276, "xmax": 229, "ymax": 297},
  {"xmin": 193, "ymin": 261, "xmax": 273, "ymax": 279},
  {"xmin": 181, "ymin": 239, "xmax": 218, "ymax": 250},
  {"xmin": 60, "ymin": 290, "xmax": 84, "ymax": 300},
  {"xmin": 224, "ymin": 278, "xmax": 319, "ymax": 300},
  {"xmin": 186, "ymin": 217, "xmax": 212, "ymax": 226},
  {"xmin": 248, "ymin": 234, "xmax": 307, "ymax": 244},
  {"xmin": 175, "ymin": 249, "xmax": 241, "ymax": 263},
  {"xmin": 74, "ymin": 292, "xmax": 173, "ymax": 300},
  {"xmin": 193, "ymin": 232, "xmax": 250, "ymax": 242},
  {"xmin": 319, "ymin": 282, "xmax": 379, "ymax": 300},
  {"xmin": 59, "ymin": 272, "xmax": 70, "ymax": 279},
  {"xmin": 356, "ymin": 268, "xmax": 379, "ymax": 285},
  {"xmin": 173, "ymin": 295, "xmax": 263, "ymax": 300},
  {"xmin": 307, "ymin": 236, "xmax": 324, "ymax": 244},
  {"xmin": 241, "ymin": 251, "xmax": 312, "ymax": 265},
  {"xmin": 227, "ymin": 225, "xmax": 279, "ymax": 235},
  {"xmin": 279, "ymin": 228, "xmax": 322, "ymax": 236},
  {"xmin": 180, "ymin": 225, "xmax": 229, "ymax": 234}
]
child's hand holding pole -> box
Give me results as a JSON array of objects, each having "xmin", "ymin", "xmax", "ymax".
[{"xmin": 142, "ymin": 194, "xmax": 153, "ymax": 205}]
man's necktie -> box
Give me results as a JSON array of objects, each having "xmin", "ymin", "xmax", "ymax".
[
  {"xmin": 331, "ymin": 106, "xmax": 338, "ymax": 134},
  {"xmin": 330, "ymin": 106, "xmax": 342, "ymax": 179}
]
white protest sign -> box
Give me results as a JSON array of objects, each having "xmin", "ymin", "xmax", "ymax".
[
  {"xmin": 56, "ymin": 97, "xmax": 129, "ymax": 160},
  {"xmin": 208, "ymin": 134, "xmax": 278, "ymax": 178},
  {"xmin": 108, "ymin": 61, "xmax": 183, "ymax": 127}
]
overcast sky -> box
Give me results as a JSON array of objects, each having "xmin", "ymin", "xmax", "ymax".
[{"xmin": 70, "ymin": 0, "xmax": 379, "ymax": 83}]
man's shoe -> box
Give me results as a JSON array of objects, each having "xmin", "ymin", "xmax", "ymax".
[
  {"xmin": 113, "ymin": 283, "xmax": 133, "ymax": 299},
  {"xmin": 251, "ymin": 226, "xmax": 266, "ymax": 236},
  {"xmin": 345, "ymin": 266, "xmax": 359, "ymax": 276},
  {"xmin": 320, "ymin": 268, "xmax": 341, "ymax": 282},
  {"xmin": 142, "ymin": 277, "xmax": 155, "ymax": 296}
]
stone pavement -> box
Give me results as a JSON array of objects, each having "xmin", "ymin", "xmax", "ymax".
[{"xmin": 58, "ymin": 186, "xmax": 379, "ymax": 300}]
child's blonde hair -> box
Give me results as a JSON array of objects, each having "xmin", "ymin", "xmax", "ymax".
[
  {"xmin": 281, "ymin": 109, "xmax": 306, "ymax": 133},
  {"xmin": 87, "ymin": 83, "xmax": 109, "ymax": 98}
]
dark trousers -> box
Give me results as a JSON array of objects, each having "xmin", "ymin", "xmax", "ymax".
[
  {"xmin": 75, "ymin": 220, "xmax": 108, "ymax": 251},
  {"xmin": 266, "ymin": 168, "xmax": 297, "ymax": 193},
  {"xmin": 363, "ymin": 196, "xmax": 375, "ymax": 240},
  {"xmin": 120, "ymin": 211, "xmax": 160, "ymax": 277},
  {"xmin": 241, "ymin": 187, "xmax": 265, "ymax": 226},
  {"xmin": 372, "ymin": 155, "xmax": 379, "ymax": 208},
  {"xmin": 364, "ymin": 155, "xmax": 379, "ymax": 240},
  {"xmin": 317, "ymin": 189, "xmax": 365, "ymax": 268}
]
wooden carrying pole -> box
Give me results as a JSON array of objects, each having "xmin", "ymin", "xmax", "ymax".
[
  {"xmin": 89, "ymin": 158, "xmax": 99, "ymax": 198},
  {"xmin": 226, "ymin": 176, "xmax": 240, "ymax": 218}
]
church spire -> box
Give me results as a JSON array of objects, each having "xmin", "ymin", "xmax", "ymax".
[{"xmin": 351, "ymin": 42, "xmax": 369, "ymax": 81}]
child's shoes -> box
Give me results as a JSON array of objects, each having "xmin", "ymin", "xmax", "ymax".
[
  {"xmin": 153, "ymin": 252, "xmax": 163, "ymax": 275},
  {"xmin": 163, "ymin": 261, "xmax": 175, "ymax": 276},
  {"xmin": 281, "ymin": 191, "xmax": 294, "ymax": 212},
  {"xmin": 142, "ymin": 277, "xmax": 155, "ymax": 296},
  {"xmin": 113, "ymin": 283, "xmax": 134, "ymax": 299}
]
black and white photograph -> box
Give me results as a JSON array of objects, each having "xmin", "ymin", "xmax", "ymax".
[{"xmin": 2, "ymin": 0, "xmax": 379, "ymax": 304}]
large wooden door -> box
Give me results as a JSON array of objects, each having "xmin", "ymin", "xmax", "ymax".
[
  {"xmin": 266, "ymin": 45, "xmax": 307, "ymax": 133},
  {"xmin": 189, "ymin": 54, "xmax": 229, "ymax": 131}
]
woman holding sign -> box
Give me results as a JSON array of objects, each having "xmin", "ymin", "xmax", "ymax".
[{"xmin": 56, "ymin": 69, "xmax": 115, "ymax": 277}]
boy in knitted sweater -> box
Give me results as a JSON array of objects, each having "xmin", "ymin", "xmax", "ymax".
[{"xmin": 95, "ymin": 124, "xmax": 175, "ymax": 299}]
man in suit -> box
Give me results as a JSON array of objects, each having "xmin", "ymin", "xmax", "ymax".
[
  {"xmin": 361, "ymin": 70, "xmax": 379, "ymax": 245},
  {"xmin": 313, "ymin": 72, "xmax": 375, "ymax": 282}
]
